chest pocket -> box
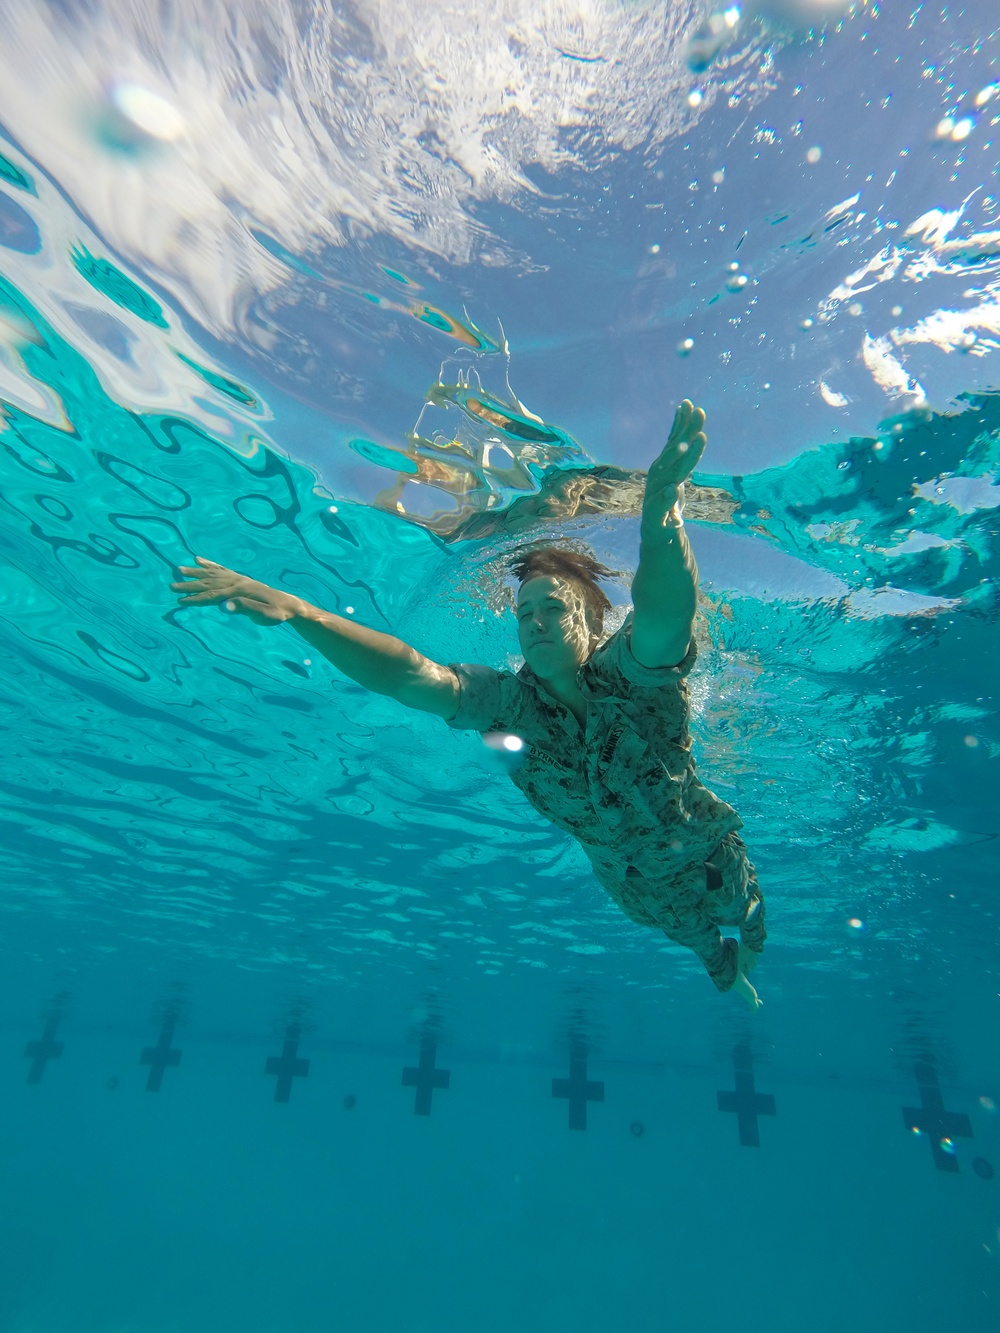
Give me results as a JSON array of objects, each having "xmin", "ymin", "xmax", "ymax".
[
  {"xmin": 514, "ymin": 741, "xmax": 594, "ymax": 839},
  {"xmin": 594, "ymin": 722, "xmax": 666, "ymax": 821}
]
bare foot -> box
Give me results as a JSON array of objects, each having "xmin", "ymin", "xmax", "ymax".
[
  {"xmin": 731, "ymin": 968, "xmax": 762, "ymax": 1011},
  {"xmin": 738, "ymin": 942, "xmax": 761, "ymax": 975}
]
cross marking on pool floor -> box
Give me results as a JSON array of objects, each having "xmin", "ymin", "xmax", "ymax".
[
  {"xmin": 902, "ymin": 1061, "xmax": 973, "ymax": 1172},
  {"xmin": 140, "ymin": 1013, "xmax": 182, "ymax": 1092},
  {"xmin": 717, "ymin": 1044, "xmax": 776, "ymax": 1147},
  {"xmin": 552, "ymin": 1040, "xmax": 604, "ymax": 1130},
  {"xmin": 402, "ymin": 1034, "xmax": 450, "ymax": 1115},
  {"xmin": 24, "ymin": 1015, "xmax": 64, "ymax": 1084},
  {"xmin": 265, "ymin": 1025, "xmax": 310, "ymax": 1103}
]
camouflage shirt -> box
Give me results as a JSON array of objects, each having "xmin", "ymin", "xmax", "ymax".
[{"xmin": 446, "ymin": 615, "xmax": 744, "ymax": 938}]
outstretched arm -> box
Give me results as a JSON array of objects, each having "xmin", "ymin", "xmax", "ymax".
[
  {"xmin": 170, "ymin": 558, "xmax": 460, "ymax": 719},
  {"xmin": 630, "ymin": 400, "xmax": 707, "ymax": 669}
]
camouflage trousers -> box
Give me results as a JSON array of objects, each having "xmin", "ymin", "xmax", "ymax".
[{"xmin": 613, "ymin": 831, "xmax": 766, "ymax": 993}]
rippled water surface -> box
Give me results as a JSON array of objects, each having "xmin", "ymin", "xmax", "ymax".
[{"xmin": 0, "ymin": 2, "xmax": 998, "ymax": 1330}]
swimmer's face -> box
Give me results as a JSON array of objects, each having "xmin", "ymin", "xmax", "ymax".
[{"xmin": 516, "ymin": 575, "xmax": 596, "ymax": 679}]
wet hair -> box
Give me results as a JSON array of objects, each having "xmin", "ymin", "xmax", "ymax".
[{"xmin": 510, "ymin": 545, "xmax": 615, "ymax": 636}]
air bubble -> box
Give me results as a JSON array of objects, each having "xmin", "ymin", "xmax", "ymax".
[
  {"xmin": 482, "ymin": 732, "xmax": 526, "ymax": 772},
  {"xmin": 102, "ymin": 83, "xmax": 185, "ymax": 152},
  {"xmin": 806, "ymin": 146, "xmax": 822, "ymax": 164},
  {"xmin": 677, "ymin": 337, "xmax": 695, "ymax": 356},
  {"xmin": 483, "ymin": 732, "xmax": 524, "ymax": 752}
]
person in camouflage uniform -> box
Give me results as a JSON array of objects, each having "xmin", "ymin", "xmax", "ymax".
[{"xmin": 172, "ymin": 400, "xmax": 765, "ymax": 1008}]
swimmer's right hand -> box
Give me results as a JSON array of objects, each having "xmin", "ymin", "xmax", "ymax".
[{"xmin": 171, "ymin": 557, "xmax": 303, "ymax": 626}]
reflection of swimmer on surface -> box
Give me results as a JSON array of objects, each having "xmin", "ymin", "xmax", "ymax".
[
  {"xmin": 373, "ymin": 382, "xmax": 572, "ymax": 526},
  {"xmin": 171, "ymin": 400, "xmax": 765, "ymax": 1009},
  {"xmin": 373, "ymin": 450, "xmax": 480, "ymax": 520},
  {"xmin": 375, "ymin": 451, "xmax": 739, "ymax": 540},
  {"xmin": 449, "ymin": 464, "xmax": 740, "ymax": 541},
  {"xmin": 463, "ymin": 394, "xmax": 562, "ymax": 443},
  {"xmin": 372, "ymin": 375, "xmax": 740, "ymax": 540}
]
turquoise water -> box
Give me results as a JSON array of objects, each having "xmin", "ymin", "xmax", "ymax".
[{"xmin": 0, "ymin": 2, "xmax": 998, "ymax": 1329}]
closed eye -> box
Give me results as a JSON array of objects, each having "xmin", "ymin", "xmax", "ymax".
[{"xmin": 519, "ymin": 600, "xmax": 565, "ymax": 620}]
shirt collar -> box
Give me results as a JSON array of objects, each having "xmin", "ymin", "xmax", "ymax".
[{"xmin": 517, "ymin": 659, "xmax": 603, "ymax": 718}]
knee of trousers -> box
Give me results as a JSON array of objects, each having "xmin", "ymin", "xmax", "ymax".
[{"xmin": 617, "ymin": 899, "xmax": 662, "ymax": 930}]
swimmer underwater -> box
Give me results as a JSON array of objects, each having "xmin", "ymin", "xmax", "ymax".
[{"xmin": 171, "ymin": 400, "xmax": 766, "ymax": 1009}]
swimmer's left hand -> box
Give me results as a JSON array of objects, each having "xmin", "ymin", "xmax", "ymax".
[{"xmin": 641, "ymin": 400, "xmax": 707, "ymax": 538}]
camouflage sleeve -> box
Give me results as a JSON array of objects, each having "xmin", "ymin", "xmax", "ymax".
[
  {"xmin": 591, "ymin": 611, "xmax": 698, "ymax": 688},
  {"xmin": 443, "ymin": 663, "xmax": 503, "ymax": 732}
]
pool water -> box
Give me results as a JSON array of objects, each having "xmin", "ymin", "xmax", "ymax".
[{"xmin": 0, "ymin": 2, "xmax": 997, "ymax": 1330}]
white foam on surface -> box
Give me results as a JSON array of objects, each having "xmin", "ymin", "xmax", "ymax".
[{"xmin": 0, "ymin": 0, "xmax": 770, "ymax": 334}]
